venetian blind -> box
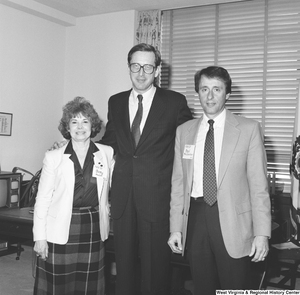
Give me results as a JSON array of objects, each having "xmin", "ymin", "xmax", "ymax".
[{"xmin": 160, "ymin": 0, "xmax": 300, "ymax": 193}]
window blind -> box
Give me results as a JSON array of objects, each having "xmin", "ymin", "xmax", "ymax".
[{"xmin": 160, "ymin": 0, "xmax": 300, "ymax": 193}]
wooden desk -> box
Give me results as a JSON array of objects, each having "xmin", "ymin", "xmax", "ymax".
[
  {"xmin": 0, "ymin": 207, "xmax": 33, "ymax": 259},
  {"xmin": 0, "ymin": 207, "xmax": 189, "ymax": 267}
]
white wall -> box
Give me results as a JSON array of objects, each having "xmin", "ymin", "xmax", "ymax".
[
  {"xmin": 64, "ymin": 11, "xmax": 135, "ymax": 140},
  {"xmin": 0, "ymin": 4, "xmax": 66, "ymax": 176},
  {"xmin": 0, "ymin": 5, "xmax": 136, "ymax": 176}
]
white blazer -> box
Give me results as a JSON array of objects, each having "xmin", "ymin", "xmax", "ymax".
[{"xmin": 33, "ymin": 142, "xmax": 114, "ymax": 244}]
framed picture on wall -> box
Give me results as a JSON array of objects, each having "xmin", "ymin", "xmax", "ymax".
[{"xmin": 0, "ymin": 112, "xmax": 13, "ymax": 136}]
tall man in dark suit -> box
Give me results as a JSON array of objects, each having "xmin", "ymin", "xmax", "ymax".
[
  {"xmin": 101, "ymin": 43, "xmax": 192, "ymax": 295},
  {"xmin": 168, "ymin": 66, "xmax": 271, "ymax": 294}
]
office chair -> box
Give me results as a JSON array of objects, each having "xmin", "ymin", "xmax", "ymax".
[
  {"xmin": 14, "ymin": 167, "xmax": 42, "ymax": 208},
  {"xmin": 5, "ymin": 167, "xmax": 41, "ymax": 260},
  {"xmin": 260, "ymin": 206, "xmax": 300, "ymax": 290}
]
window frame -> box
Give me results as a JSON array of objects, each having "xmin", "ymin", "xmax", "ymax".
[{"xmin": 160, "ymin": 0, "xmax": 300, "ymax": 193}]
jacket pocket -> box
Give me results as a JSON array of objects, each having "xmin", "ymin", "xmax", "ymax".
[
  {"xmin": 48, "ymin": 207, "xmax": 57, "ymax": 218},
  {"xmin": 236, "ymin": 201, "xmax": 252, "ymax": 240}
]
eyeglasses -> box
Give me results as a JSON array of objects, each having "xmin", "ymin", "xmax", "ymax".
[{"xmin": 129, "ymin": 63, "xmax": 156, "ymax": 74}]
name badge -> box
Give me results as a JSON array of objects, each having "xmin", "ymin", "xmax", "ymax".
[
  {"xmin": 93, "ymin": 163, "xmax": 104, "ymax": 178},
  {"xmin": 183, "ymin": 145, "xmax": 195, "ymax": 159}
]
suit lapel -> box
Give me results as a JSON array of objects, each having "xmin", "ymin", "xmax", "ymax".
[
  {"xmin": 218, "ymin": 110, "xmax": 240, "ymax": 187},
  {"xmin": 184, "ymin": 119, "xmax": 202, "ymax": 187},
  {"xmin": 93, "ymin": 148, "xmax": 111, "ymax": 241},
  {"xmin": 93, "ymin": 151, "xmax": 106, "ymax": 200},
  {"xmin": 137, "ymin": 88, "xmax": 167, "ymax": 147},
  {"xmin": 61, "ymin": 153, "xmax": 75, "ymax": 197}
]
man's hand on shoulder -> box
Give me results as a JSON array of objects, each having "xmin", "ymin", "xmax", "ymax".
[{"xmin": 48, "ymin": 140, "xmax": 67, "ymax": 151}]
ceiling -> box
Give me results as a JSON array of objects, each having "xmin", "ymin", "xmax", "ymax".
[
  {"xmin": 32, "ymin": 0, "xmax": 234, "ymax": 17},
  {"xmin": 0, "ymin": 0, "xmax": 242, "ymax": 26}
]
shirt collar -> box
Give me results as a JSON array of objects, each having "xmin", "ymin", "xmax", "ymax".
[
  {"xmin": 64, "ymin": 140, "xmax": 73, "ymax": 154},
  {"xmin": 203, "ymin": 108, "xmax": 226, "ymax": 128},
  {"xmin": 64, "ymin": 140, "xmax": 99, "ymax": 155},
  {"xmin": 131, "ymin": 85, "xmax": 156, "ymax": 104}
]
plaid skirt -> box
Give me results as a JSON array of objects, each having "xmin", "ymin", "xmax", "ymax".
[{"xmin": 34, "ymin": 207, "xmax": 105, "ymax": 295}]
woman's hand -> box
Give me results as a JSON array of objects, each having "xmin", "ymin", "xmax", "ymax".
[
  {"xmin": 168, "ymin": 232, "xmax": 183, "ymax": 254},
  {"xmin": 34, "ymin": 240, "xmax": 48, "ymax": 261}
]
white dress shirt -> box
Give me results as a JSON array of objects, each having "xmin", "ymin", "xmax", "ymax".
[
  {"xmin": 129, "ymin": 86, "xmax": 156, "ymax": 133},
  {"xmin": 191, "ymin": 109, "xmax": 226, "ymax": 198}
]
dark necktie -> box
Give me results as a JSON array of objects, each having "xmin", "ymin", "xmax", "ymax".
[
  {"xmin": 203, "ymin": 119, "xmax": 217, "ymax": 206},
  {"xmin": 131, "ymin": 94, "xmax": 143, "ymax": 147}
]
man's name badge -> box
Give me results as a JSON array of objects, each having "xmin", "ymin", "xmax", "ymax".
[
  {"xmin": 183, "ymin": 145, "xmax": 195, "ymax": 159},
  {"xmin": 93, "ymin": 164, "xmax": 104, "ymax": 178}
]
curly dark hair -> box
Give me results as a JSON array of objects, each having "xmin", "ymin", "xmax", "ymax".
[{"xmin": 58, "ymin": 97, "xmax": 102, "ymax": 140}]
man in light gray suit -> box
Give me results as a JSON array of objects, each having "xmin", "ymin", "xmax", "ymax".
[{"xmin": 168, "ymin": 66, "xmax": 271, "ymax": 294}]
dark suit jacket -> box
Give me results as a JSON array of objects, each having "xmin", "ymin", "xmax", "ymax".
[{"xmin": 101, "ymin": 86, "xmax": 192, "ymax": 222}]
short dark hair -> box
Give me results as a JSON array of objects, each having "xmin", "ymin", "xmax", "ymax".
[
  {"xmin": 194, "ymin": 66, "xmax": 232, "ymax": 94},
  {"xmin": 127, "ymin": 43, "xmax": 161, "ymax": 67},
  {"xmin": 58, "ymin": 97, "xmax": 102, "ymax": 140}
]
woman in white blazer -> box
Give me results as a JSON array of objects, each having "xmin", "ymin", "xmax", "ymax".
[{"xmin": 33, "ymin": 97, "xmax": 114, "ymax": 295}]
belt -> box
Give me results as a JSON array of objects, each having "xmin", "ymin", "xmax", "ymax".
[
  {"xmin": 74, "ymin": 206, "xmax": 92, "ymax": 210},
  {"xmin": 72, "ymin": 206, "xmax": 98, "ymax": 211},
  {"xmin": 190, "ymin": 197, "xmax": 204, "ymax": 202}
]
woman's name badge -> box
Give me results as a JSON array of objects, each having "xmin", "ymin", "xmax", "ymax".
[
  {"xmin": 183, "ymin": 145, "xmax": 195, "ymax": 159},
  {"xmin": 93, "ymin": 164, "xmax": 104, "ymax": 178}
]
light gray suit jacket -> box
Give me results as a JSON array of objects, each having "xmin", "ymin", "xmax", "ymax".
[
  {"xmin": 170, "ymin": 109, "xmax": 271, "ymax": 258},
  {"xmin": 33, "ymin": 142, "xmax": 114, "ymax": 244}
]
